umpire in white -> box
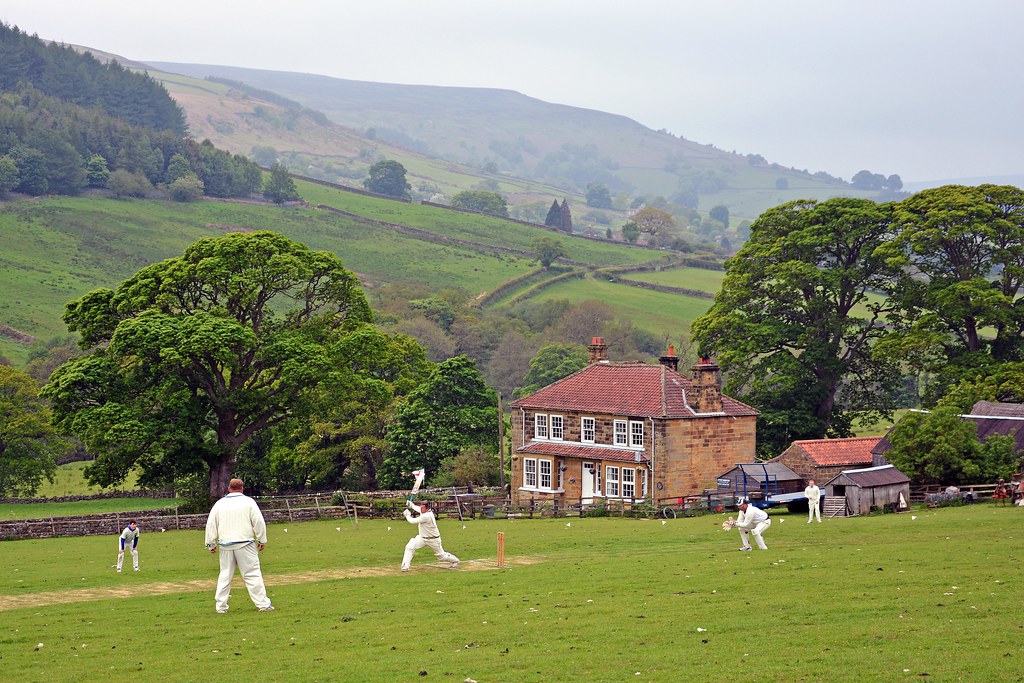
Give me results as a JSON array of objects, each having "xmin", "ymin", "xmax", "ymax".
[{"xmin": 205, "ymin": 478, "xmax": 274, "ymax": 613}]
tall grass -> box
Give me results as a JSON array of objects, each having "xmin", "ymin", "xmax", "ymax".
[{"xmin": 1, "ymin": 506, "xmax": 1018, "ymax": 681}]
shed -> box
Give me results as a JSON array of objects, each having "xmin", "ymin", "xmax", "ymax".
[
  {"xmin": 716, "ymin": 462, "xmax": 803, "ymax": 502},
  {"xmin": 822, "ymin": 464, "xmax": 910, "ymax": 517}
]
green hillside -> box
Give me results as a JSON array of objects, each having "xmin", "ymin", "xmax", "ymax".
[
  {"xmin": 146, "ymin": 62, "xmax": 885, "ymax": 227},
  {"xmin": 0, "ymin": 181, "xmax": 722, "ymax": 366}
]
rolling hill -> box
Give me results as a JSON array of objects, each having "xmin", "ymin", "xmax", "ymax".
[{"xmin": 146, "ymin": 62, "xmax": 881, "ymax": 225}]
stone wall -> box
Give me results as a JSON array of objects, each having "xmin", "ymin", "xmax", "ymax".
[{"xmin": 0, "ymin": 506, "xmax": 350, "ymax": 542}]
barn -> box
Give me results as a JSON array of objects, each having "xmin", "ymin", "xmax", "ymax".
[{"xmin": 822, "ymin": 464, "xmax": 911, "ymax": 517}]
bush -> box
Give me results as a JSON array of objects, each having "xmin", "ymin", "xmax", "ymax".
[
  {"xmin": 167, "ymin": 174, "xmax": 204, "ymax": 201},
  {"xmin": 107, "ymin": 169, "xmax": 152, "ymax": 199}
]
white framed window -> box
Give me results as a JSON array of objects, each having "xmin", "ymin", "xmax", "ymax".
[
  {"xmin": 540, "ymin": 460, "xmax": 552, "ymax": 489},
  {"xmin": 622, "ymin": 468, "xmax": 635, "ymax": 499},
  {"xmin": 524, "ymin": 458, "xmax": 537, "ymax": 488},
  {"xmin": 550, "ymin": 415, "xmax": 564, "ymax": 441},
  {"xmin": 614, "ymin": 420, "xmax": 628, "ymax": 446},
  {"xmin": 535, "ymin": 414, "xmax": 548, "ymax": 440},
  {"xmin": 629, "ymin": 421, "xmax": 644, "ymax": 448},
  {"xmin": 581, "ymin": 417, "xmax": 596, "ymax": 444},
  {"xmin": 605, "ymin": 466, "xmax": 620, "ymax": 497}
]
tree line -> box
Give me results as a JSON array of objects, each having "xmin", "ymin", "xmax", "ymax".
[{"xmin": 692, "ymin": 184, "xmax": 1024, "ymax": 484}]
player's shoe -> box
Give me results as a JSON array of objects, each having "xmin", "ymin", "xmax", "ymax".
[
  {"xmin": 259, "ymin": 605, "xmax": 275, "ymax": 612},
  {"xmin": 739, "ymin": 547, "xmax": 752, "ymax": 551}
]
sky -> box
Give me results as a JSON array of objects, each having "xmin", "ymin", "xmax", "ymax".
[{"xmin": 5, "ymin": 1, "xmax": 1023, "ymax": 183}]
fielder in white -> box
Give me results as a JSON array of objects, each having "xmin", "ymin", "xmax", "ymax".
[
  {"xmin": 805, "ymin": 479, "xmax": 822, "ymax": 523},
  {"xmin": 204, "ymin": 478, "xmax": 274, "ymax": 613},
  {"xmin": 735, "ymin": 499, "xmax": 771, "ymax": 550},
  {"xmin": 401, "ymin": 500, "xmax": 459, "ymax": 572},
  {"xmin": 116, "ymin": 521, "xmax": 140, "ymax": 572}
]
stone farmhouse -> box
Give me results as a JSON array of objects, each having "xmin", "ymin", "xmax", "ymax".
[{"xmin": 508, "ymin": 338, "xmax": 758, "ymax": 506}]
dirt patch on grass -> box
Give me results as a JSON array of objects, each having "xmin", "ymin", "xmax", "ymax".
[{"xmin": 0, "ymin": 556, "xmax": 543, "ymax": 612}]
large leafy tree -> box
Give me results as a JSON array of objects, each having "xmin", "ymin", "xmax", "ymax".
[
  {"xmin": 379, "ymin": 356, "xmax": 498, "ymax": 489},
  {"xmin": 363, "ymin": 159, "xmax": 411, "ymax": 198},
  {"xmin": 43, "ymin": 231, "xmax": 373, "ymax": 502},
  {"xmin": 531, "ymin": 236, "xmax": 568, "ymax": 269},
  {"xmin": 0, "ymin": 366, "xmax": 67, "ymax": 497},
  {"xmin": 691, "ymin": 198, "xmax": 904, "ymax": 457},
  {"xmin": 262, "ymin": 328, "xmax": 432, "ymax": 491},
  {"xmin": 514, "ymin": 342, "xmax": 588, "ymax": 398},
  {"xmin": 450, "ymin": 190, "xmax": 509, "ymax": 218},
  {"xmin": 879, "ymin": 184, "xmax": 1024, "ymax": 403},
  {"xmin": 262, "ymin": 163, "xmax": 301, "ymax": 205},
  {"xmin": 885, "ymin": 406, "xmax": 1017, "ymax": 485}
]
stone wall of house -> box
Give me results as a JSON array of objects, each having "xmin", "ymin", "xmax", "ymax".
[{"xmin": 655, "ymin": 415, "xmax": 758, "ymax": 500}]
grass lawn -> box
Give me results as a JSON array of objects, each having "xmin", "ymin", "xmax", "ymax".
[
  {"xmin": 31, "ymin": 462, "xmax": 143, "ymax": 499},
  {"xmin": 1, "ymin": 506, "xmax": 1019, "ymax": 681},
  {"xmin": 0, "ymin": 498, "xmax": 180, "ymax": 521}
]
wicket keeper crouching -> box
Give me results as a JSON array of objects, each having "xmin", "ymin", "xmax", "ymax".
[{"xmin": 401, "ymin": 499, "xmax": 460, "ymax": 572}]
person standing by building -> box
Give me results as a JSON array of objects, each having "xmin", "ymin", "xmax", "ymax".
[
  {"xmin": 994, "ymin": 479, "xmax": 1009, "ymax": 506},
  {"xmin": 204, "ymin": 478, "xmax": 274, "ymax": 613},
  {"xmin": 805, "ymin": 479, "xmax": 822, "ymax": 523},
  {"xmin": 401, "ymin": 499, "xmax": 460, "ymax": 572},
  {"xmin": 116, "ymin": 521, "xmax": 140, "ymax": 572},
  {"xmin": 735, "ymin": 499, "xmax": 771, "ymax": 551}
]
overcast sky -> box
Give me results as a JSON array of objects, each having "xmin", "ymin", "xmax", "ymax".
[{"xmin": 6, "ymin": 1, "xmax": 1023, "ymax": 183}]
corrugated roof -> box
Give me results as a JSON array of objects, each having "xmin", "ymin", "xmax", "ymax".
[
  {"xmin": 791, "ymin": 436, "xmax": 881, "ymax": 466},
  {"xmin": 828, "ymin": 464, "xmax": 910, "ymax": 488},
  {"xmin": 970, "ymin": 401, "xmax": 1024, "ymax": 418},
  {"xmin": 719, "ymin": 462, "xmax": 801, "ymax": 482},
  {"xmin": 509, "ymin": 361, "xmax": 758, "ymax": 419},
  {"xmin": 517, "ymin": 441, "xmax": 646, "ymax": 463}
]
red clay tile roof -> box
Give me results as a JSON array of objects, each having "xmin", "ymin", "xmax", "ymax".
[
  {"xmin": 517, "ymin": 441, "xmax": 647, "ymax": 463},
  {"xmin": 509, "ymin": 361, "xmax": 758, "ymax": 418},
  {"xmin": 792, "ymin": 436, "xmax": 881, "ymax": 466}
]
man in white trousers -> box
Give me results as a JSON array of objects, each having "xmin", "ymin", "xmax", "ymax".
[
  {"xmin": 116, "ymin": 521, "xmax": 140, "ymax": 572},
  {"xmin": 735, "ymin": 499, "xmax": 771, "ymax": 550},
  {"xmin": 401, "ymin": 499, "xmax": 460, "ymax": 572},
  {"xmin": 204, "ymin": 478, "xmax": 274, "ymax": 613},
  {"xmin": 805, "ymin": 479, "xmax": 822, "ymax": 523}
]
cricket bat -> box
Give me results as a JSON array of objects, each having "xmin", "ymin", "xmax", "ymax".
[{"xmin": 409, "ymin": 468, "xmax": 426, "ymax": 501}]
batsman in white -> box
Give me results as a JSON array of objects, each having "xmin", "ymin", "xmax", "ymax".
[
  {"xmin": 116, "ymin": 521, "xmax": 140, "ymax": 572},
  {"xmin": 401, "ymin": 499, "xmax": 460, "ymax": 572},
  {"xmin": 734, "ymin": 499, "xmax": 771, "ymax": 550},
  {"xmin": 204, "ymin": 478, "xmax": 274, "ymax": 613}
]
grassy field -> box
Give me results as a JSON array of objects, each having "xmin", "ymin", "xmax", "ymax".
[
  {"xmin": 526, "ymin": 276, "xmax": 717, "ymax": 341},
  {"xmin": 0, "ymin": 190, "xmax": 674, "ymax": 365},
  {"xmin": 624, "ymin": 266, "xmax": 726, "ymax": 293},
  {"xmin": 0, "ymin": 498, "xmax": 179, "ymax": 521},
  {"xmin": 30, "ymin": 462, "xmax": 141, "ymax": 499},
  {"xmin": 1, "ymin": 506, "xmax": 1018, "ymax": 681}
]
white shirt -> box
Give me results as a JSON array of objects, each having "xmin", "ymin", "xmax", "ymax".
[
  {"xmin": 205, "ymin": 492, "xmax": 267, "ymax": 548},
  {"xmin": 804, "ymin": 485, "xmax": 821, "ymax": 503},
  {"xmin": 119, "ymin": 525, "xmax": 140, "ymax": 550},
  {"xmin": 736, "ymin": 504, "xmax": 769, "ymax": 529},
  {"xmin": 404, "ymin": 506, "xmax": 442, "ymax": 539}
]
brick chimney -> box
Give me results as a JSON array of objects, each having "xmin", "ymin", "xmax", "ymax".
[
  {"xmin": 659, "ymin": 345, "xmax": 679, "ymax": 372},
  {"xmin": 690, "ymin": 356, "xmax": 723, "ymax": 413},
  {"xmin": 588, "ymin": 336, "xmax": 608, "ymax": 364}
]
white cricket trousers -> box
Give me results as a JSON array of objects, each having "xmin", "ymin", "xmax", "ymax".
[
  {"xmin": 402, "ymin": 535, "xmax": 459, "ymax": 570},
  {"xmin": 808, "ymin": 500, "xmax": 821, "ymax": 523},
  {"xmin": 116, "ymin": 548, "xmax": 138, "ymax": 571},
  {"xmin": 739, "ymin": 519, "xmax": 771, "ymax": 550},
  {"xmin": 215, "ymin": 542, "xmax": 271, "ymax": 612}
]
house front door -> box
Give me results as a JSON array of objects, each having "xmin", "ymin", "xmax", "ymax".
[{"xmin": 582, "ymin": 462, "xmax": 597, "ymax": 503}]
